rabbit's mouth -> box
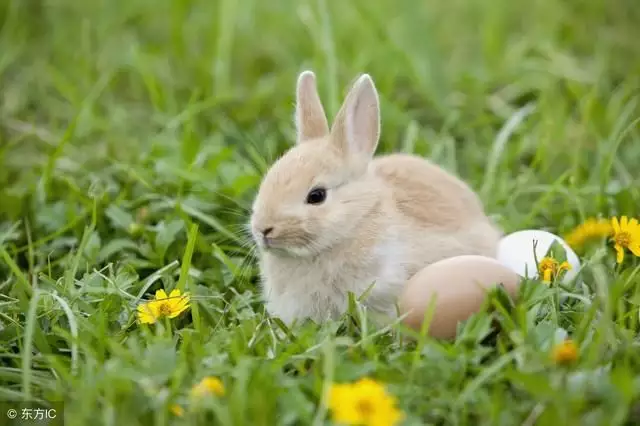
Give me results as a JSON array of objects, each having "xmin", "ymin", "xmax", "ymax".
[
  {"xmin": 255, "ymin": 234, "xmax": 285, "ymax": 251},
  {"xmin": 261, "ymin": 239, "xmax": 305, "ymax": 255},
  {"xmin": 259, "ymin": 237, "xmax": 325, "ymax": 258},
  {"xmin": 261, "ymin": 236, "xmax": 278, "ymax": 249}
]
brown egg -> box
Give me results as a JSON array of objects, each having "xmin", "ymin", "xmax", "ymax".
[{"xmin": 398, "ymin": 255, "xmax": 521, "ymax": 339}]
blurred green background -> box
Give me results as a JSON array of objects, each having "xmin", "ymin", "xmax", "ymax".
[{"xmin": 2, "ymin": 0, "xmax": 639, "ymax": 223}]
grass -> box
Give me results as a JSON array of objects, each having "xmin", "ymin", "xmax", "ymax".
[{"xmin": 1, "ymin": 0, "xmax": 640, "ymax": 424}]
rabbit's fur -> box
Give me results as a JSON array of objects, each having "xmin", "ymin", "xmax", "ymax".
[{"xmin": 249, "ymin": 71, "xmax": 501, "ymax": 325}]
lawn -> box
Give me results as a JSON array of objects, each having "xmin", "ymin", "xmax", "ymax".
[{"xmin": 1, "ymin": 0, "xmax": 640, "ymax": 425}]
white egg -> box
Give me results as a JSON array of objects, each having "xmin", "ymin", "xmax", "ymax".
[{"xmin": 496, "ymin": 229, "xmax": 581, "ymax": 282}]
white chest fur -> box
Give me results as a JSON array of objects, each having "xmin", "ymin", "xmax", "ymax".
[{"xmin": 259, "ymin": 237, "xmax": 409, "ymax": 325}]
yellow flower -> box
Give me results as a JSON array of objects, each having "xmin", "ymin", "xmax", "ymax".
[
  {"xmin": 136, "ymin": 289, "xmax": 191, "ymax": 324},
  {"xmin": 328, "ymin": 377, "xmax": 404, "ymax": 426},
  {"xmin": 190, "ymin": 376, "xmax": 225, "ymax": 398},
  {"xmin": 551, "ymin": 339, "xmax": 578, "ymax": 365},
  {"xmin": 538, "ymin": 257, "xmax": 572, "ymax": 283},
  {"xmin": 563, "ymin": 218, "xmax": 613, "ymax": 249},
  {"xmin": 611, "ymin": 216, "xmax": 640, "ymax": 264},
  {"xmin": 170, "ymin": 404, "xmax": 185, "ymax": 417}
]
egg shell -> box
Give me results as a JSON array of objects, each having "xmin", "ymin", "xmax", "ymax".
[
  {"xmin": 398, "ymin": 255, "xmax": 520, "ymax": 339},
  {"xmin": 496, "ymin": 230, "xmax": 581, "ymax": 282}
]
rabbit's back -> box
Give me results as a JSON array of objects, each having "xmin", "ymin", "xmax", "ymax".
[
  {"xmin": 371, "ymin": 153, "xmax": 501, "ymax": 265},
  {"xmin": 372, "ymin": 153, "xmax": 489, "ymax": 230}
]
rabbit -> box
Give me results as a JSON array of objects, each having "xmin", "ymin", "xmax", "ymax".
[{"xmin": 249, "ymin": 70, "xmax": 502, "ymax": 326}]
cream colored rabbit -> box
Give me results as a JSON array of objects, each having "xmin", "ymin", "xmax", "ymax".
[{"xmin": 249, "ymin": 71, "xmax": 502, "ymax": 325}]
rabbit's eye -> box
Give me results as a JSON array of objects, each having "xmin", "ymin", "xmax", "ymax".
[{"xmin": 306, "ymin": 187, "xmax": 327, "ymax": 205}]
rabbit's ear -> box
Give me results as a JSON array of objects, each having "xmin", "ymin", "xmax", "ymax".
[
  {"xmin": 330, "ymin": 74, "xmax": 380, "ymax": 160},
  {"xmin": 295, "ymin": 70, "xmax": 329, "ymax": 142}
]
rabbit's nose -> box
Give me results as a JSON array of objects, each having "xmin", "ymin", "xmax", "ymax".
[{"xmin": 262, "ymin": 227, "xmax": 274, "ymax": 237}]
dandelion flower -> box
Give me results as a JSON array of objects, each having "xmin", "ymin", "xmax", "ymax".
[
  {"xmin": 538, "ymin": 257, "xmax": 572, "ymax": 283},
  {"xmin": 190, "ymin": 376, "xmax": 225, "ymax": 398},
  {"xmin": 136, "ymin": 289, "xmax": 191, "ymax": 324},
  {"xmin": 328, "ymin": 377, "xmax": 404, "ymax": 426},
  {"xmin": 551, "ymin": 339, "xmax": 578, "ymax": 365},
  {"xmin": 170, "ymin": 404, "xmax": 184, "ymax": 417},
  {"xmin": 611, "ymin": 216, "xmax": 640, "ymax": 264},
  {"xmin": 563, "ymin": 218, "xmax": 613, "ymax": 249}
]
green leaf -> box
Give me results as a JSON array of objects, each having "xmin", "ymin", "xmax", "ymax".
[
  {"xmin": 504, "ymin": 369, "xmax": 557, "ymax": 399},
  {"xmin": 546, "ymin": 239, "xmax": 568, "ymax": 263},
  {"xmin": 105, "ymin": 205, "xmax": 134, "ymax": 231},
  {"xmin": 154, "ymin": 219, "xmax": 184, "ymax": 260},
  {"xmin": 98, "ymin": 239, "xmax": 141, "ymax": 262}
]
